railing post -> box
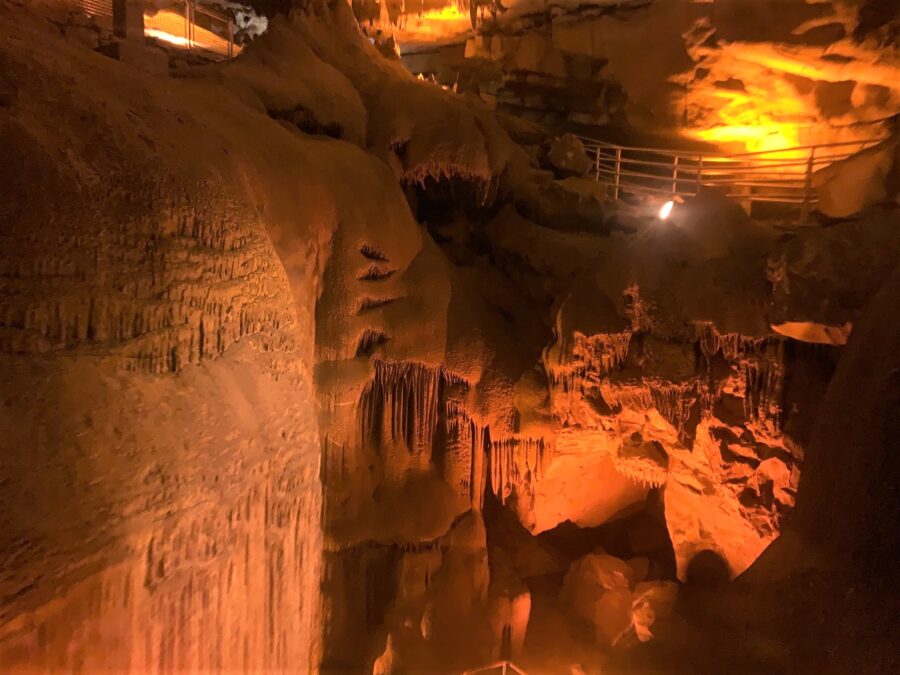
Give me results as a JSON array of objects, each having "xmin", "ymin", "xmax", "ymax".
[
  {"xmin": 695, "ymin": 154, "xmax": 703, "ymax": 196},
  {"xmin": 184, "ymin": 0, "xmax": 191, "ymax": 49},
  {"xmin": 112, "ymin": 0, "xmax": 144, "ymax": 39},
  {"xmin": 594, "ymin": 146, "xmax": 600, "ymax": 182},
  {"xmin": 614, "ymin": 147, "xmax": 622, "ymax": 201},
  {"xmin": 672, "ymin": 154, "xmax": 679, "ymax": 198},
  {"xmin": 502, "ymin": 663, "xmax": 508, "ymax": 675},
  {"xmin": 227, "ymin": 18, "xmax": 234, "ymax": 58},
  {"xmin": 801, "ymin": 146, "xmax": 816, "ymax": 224}
]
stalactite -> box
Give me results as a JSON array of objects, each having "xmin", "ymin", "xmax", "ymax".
[
  {"xmin": 573, "ymin": 332, "xmax": 632, "ymax": 379},
  {"xmin": 440, "ymin": 397, "xmax": 487, "ymax": 509},
  {"xmin": 740, "ymin": 342, "xmax": 785, "ymax": 432},
  {"xmin": 694, "ymin": 321, "xmax": 766, "ymax": 364},
  {"xmin": 355, "ymin": 329, "xmax": 390, "ymax": 357},
  {"xmin": 357, "ymin": 360, "xmax": 442, "ymax": 455},
  {"xmin": 614, "ymin": 441, "xmax": 669, "ymax": 488},
  {"xmin": 650, "ymin": 381, "xmax": 698, "ymax": 441},
  {"xmin": 623, "ymin": 284, "xmax": 654, "ymax": 333},
  {"xmin": 488, "ymin": 435, "xmax": 546, "ymax": 505},
  {"xmin": 599, "ymin": 382, "xmax": 653, "ymax": 412}
]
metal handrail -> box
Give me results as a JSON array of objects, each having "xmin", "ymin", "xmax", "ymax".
[
  {"xmin": 579, "ymin": 132, "xmax": 887, "ymax": 215},
  {"xmin": 78, "ymin": 0, "xmax": 113, "ymax": 17},
  {"xmin": 462, "ymin": 661, "xmax": 528, "ymax": 675},
  {"xmin": 130, "ymin": 0, "xmax": 240, "ymax": 59},
  {"xmin": 575, "ymin": 134, "xmax": 885, "ymax": 160},
  {"xmin": 191, "ymin": 2, "xmax": 236, "ymax": 57}
]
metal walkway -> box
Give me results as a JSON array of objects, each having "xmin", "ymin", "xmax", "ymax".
[
  {"xmin": 577, "ymin": 133, "xmax": 886, "ymax": 216},
  {"xmin": 76, "ymin": 0, "xmax": 240, "ymax": 59}
]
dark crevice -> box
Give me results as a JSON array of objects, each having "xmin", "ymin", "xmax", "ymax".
[
  {"xmin": 359, "ymin": 244, "xmax": 389, "ymax": 262},
  {"xmin": 359, "ymin": 265, "xmax": 396, "ymax": 281},
  {"xmin": 355, "ymin": 330, "xmax": 390, "ymax": 357},
  {"xmin": 268, "ymin": 105, "xmax": 343, "ymax": 139},
  {"xmin": 357, "ymin": 296, "xmax": 399, "ymax": 313}
]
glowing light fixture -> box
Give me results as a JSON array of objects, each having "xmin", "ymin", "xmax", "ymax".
[{"xmin": 659, "ymin": 200, "xmax": 674, "ymax": 220}]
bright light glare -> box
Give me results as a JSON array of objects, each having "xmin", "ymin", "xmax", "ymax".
[{"xmin": 659, "ymin": 200, "xmax": 674, "ymax": 220}]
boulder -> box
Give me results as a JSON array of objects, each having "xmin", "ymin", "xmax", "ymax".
[
  {"xmin": 631, "ymin": 581, "xmax": 678, "ymax": 642},
  {"xmin": 814, "ymin": 137, "xmax": 898, "ymax": 218},
  {"xmin": 561, "ymin": 553, "xmax": 636, "ymax": 646},
  {"xmin": 547, "ymin": 133, "xmax": 594, "ymax": 178}
]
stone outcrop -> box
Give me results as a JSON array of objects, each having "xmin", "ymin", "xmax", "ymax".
[
  {"xmin": 547, "ymin": 133, "xmax": 593, "ymax": 177},
  {"xmin": 768, "ymin": 204, "xmax": 900, "ymax": 344},
  {"xmin": 814, "ymin": 134, "xmax": 898, "ymax": 217}
]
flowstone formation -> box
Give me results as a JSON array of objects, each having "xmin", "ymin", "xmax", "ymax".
[{"xmin": 483, "ymin": 192, "xmax": 806, "ymax": 582}]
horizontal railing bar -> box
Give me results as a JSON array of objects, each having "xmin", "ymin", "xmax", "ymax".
[
  {"xmin": 727, "ymin": 195, "xmax": 813, "ymax": 204},
  {"xmin": 725, "ymin": 190, "xmax": 811, "ymax": 198},
  {"xmin": 579, "ymin": 135, "xmax": 884, "ymax": 161},
  {"xmin": 604, "ymin": 174, "xmax": 802, "ymax": 189},
  {"xmin": 598, "ymin": 169, "xmax": 682, "ymax": 182},
  {"xmin": 703, "ymin": 154, "xmax": 864, "ymax": 167},
  {"xmin": 725, "ymin": 138, "xmax": 884, "ymax": 158},
  {"xmin": 603, "ymin": 178, "xmax": 809, "ymax": 195},
  {"xmin": 699, "ymin": 179, "xmax": 806, "ymax": 188},
  {"xmin": 600, "ymin": 153, "xmax": 864, "ymax": 171},
  {"xmin": 578, "ymin": 138, "xmax": 686, "ymax": 157},
  {"xmin": 595, "ymin": 154, "xmax": 864, "ymax": 176},
  {"xmin": 702, "ymin": 174, "xmax": 809, "ymax": 182},
  {"xmin": 598, "ymin": 165, "xmax": 808, "ymax": 182},
  {"xmin": 192, "ymin": 4, "xmax": 230, "ymax": 20},
  {"xmin": 599, "ymin": 180, "xmax": 819, "ymax": 204},
  {"xmin": 583, "ymin": 131, "xmax": 882, "ymax": 214},
  {"xmin": 607, "ymin": 156, "xmax": 696, "ymax": 169},
  {"xmin": 462, "ymin": 661, "xmax": 528, "ymax": 675},
  {"xmin": 606, "ymin": 184, "xmax": 696, "ymax": 197},
  {"xmin": 700, "ymin": 164, "xmax": 811, "ymax": 173}
]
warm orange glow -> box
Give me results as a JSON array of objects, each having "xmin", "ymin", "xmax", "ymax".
[
  {"xmin": 695, "ymin": 124, "xmax": 802, "ymax": 158},
  {"xmin": 144, "ymin": 27, "xmax": 191, "ymax": 48},
  {"xmin": 687, "ymin": 75, "xmax": 810, "ymax": 158},
  {"xmin": 144, "ymin": 10, "xmax": 242, "ymax": 57},
  {"xmin": 417, "ymin": 5, "xmax": 468, "ymax": 24},
  {"xmin": 685, "ymin": 38, "xmax": 895, "ymax": 161},
  {"xmin": 381, "ymin": 4, "xmax": 471, "ymax": 45},
  {"xmin": 728, "ymin": 41, "xmax": 900, "ymax": 90}
]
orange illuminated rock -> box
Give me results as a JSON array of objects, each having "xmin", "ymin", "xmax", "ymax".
[
  {"xmin": 561, "ymin": 553, "xmax": 636, "ymax": 646},
  {"xmin": 482, "ymin": 191, "xmax": 804, "ymax": 582},
  {"xmin": 813, "ymin": 136, "xmax": 898, "ymax": 217},
  {"xmin": 665, "ymin": 418, "xmax": 799, "ymax": 581},
  {"xmin": 631, "ymin": 581, "xmax": 678, "ymax": 643}
]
